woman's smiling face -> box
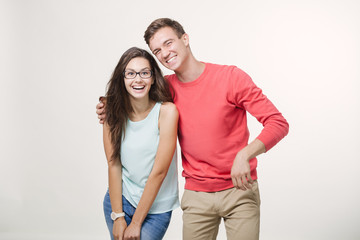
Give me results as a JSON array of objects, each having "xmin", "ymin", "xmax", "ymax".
[{"xmin": 124, "ymin": 57, "xmax": 154, "ymax": 101}]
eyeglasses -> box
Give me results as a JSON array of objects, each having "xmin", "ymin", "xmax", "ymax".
[{"xmin": 124, "ymin": 70, "xmax": 153, "ymax": 79}]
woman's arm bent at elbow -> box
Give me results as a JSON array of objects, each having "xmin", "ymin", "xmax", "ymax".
[{"xmin": 124, "ymin": 102, "xmax": 179, "ymax": 239}]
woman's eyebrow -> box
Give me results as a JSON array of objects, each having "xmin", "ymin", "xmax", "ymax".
[{"xmin": 125, "ymin": 67, "xmax": 151, "ymax": 71}]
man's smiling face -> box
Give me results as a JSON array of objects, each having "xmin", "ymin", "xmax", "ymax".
[{"xmin": 149, "ymin": 26, "xmax": 189, "ymax": 72}]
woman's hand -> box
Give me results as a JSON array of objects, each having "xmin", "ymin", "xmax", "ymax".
[
  {"xmin": 124, "ymin": 222, "xmax": 141, "ymax": 240},
  {"xmin": 113, "ymin": 218, "xmax": 127, "ymax": 240}
]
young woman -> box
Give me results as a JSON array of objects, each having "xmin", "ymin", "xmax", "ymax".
[{"xmin": 102, "ymin": 47, "xmax": 179, "ymax": 240}]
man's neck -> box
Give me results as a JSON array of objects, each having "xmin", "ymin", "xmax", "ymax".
[{"xmin": 174, "ymin": 57, "xmax": 205, "ymax": 83}]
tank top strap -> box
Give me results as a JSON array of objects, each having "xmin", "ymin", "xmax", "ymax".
[
  {"xmin": 151, "ymin": 102, "xmax": 162, "ymax": 119},
  {"xmin": 146, "ymin": 102, "xmax": 161, "ymax": 126}
]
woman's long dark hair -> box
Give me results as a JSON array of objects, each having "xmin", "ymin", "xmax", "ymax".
[{"xmin": 105, "ymin": 47, "xmax": 173, "ymax": 162}]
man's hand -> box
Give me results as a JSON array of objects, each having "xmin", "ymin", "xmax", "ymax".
[
  {"xmin": 231, "ymin": 150, "xmax": 253, "ymax": 191},
  {"xmin": 124, "ymin": 222, "xmax": 141, "ymax": 240},
  {"xmin": 231, "ymin": 139, "xmax": 266, "ymax": 191},
  {"xmin": 96, "ymin": 96, "xmax": 106, "ymax": 124},
  {"xmin": 113, "ymin": 218, "xmax": 127, "ymax": 240}
]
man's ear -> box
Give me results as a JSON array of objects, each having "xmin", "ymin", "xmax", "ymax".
[{"xmin": 182, "ymin": 33, "xmax": 189, "ymax": 46}]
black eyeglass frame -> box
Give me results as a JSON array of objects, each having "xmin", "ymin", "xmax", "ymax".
[{"xmin": 123, "ymin": 70, "xmax": 153, "ymax": 79}]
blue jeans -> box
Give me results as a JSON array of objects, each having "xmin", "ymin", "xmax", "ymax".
[{"xmin": 103, "ymin": 190, "xmax": 172, "ymax": 240}]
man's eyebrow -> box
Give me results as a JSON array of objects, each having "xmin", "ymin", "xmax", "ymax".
[
  {"xmin": 164, "ymin": 38, "xmax": 175, "ymax": 44},
  {"xmin": 152, "ymin": 38, "xmax": 175, "ymax": 54}
]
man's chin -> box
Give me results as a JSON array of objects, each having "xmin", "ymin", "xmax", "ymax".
[{"xmin": 165, "ymin": 64, "xmax": 179, "ymax": 72}]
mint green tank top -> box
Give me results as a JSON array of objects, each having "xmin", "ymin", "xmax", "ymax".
[{"xmin": 121, "ymin": 102, "xmax": 179, "ymax": 213}]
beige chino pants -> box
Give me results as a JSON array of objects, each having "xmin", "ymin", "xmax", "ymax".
[{"xmin": 181, "ymin": 181, "xmax": 261, "ymax": 240}]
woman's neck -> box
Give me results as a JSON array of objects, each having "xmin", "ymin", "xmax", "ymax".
[{"xmin": 129, "ymin": 98, "xmax": 156, "ymax": 122}]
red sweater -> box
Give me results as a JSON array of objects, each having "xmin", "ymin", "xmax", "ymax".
[{"xmin": 167, "ymin": 63, "xmax": 289, "ymax": 192}]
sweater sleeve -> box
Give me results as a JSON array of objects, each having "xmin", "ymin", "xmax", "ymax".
[{"xmin": 231, "ymin": 67, "xmax": 289, "ymax": 151}]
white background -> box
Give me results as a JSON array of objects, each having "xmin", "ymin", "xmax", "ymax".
[{"xmin": 1, "ymin": 0, "xmax": 359, "ymax": 239}]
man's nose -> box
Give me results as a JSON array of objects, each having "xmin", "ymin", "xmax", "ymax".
[{"xmin": 161, "ymin": 48, "xmax": 170, "ymax": 60}]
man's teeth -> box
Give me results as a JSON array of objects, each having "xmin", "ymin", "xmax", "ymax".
[{"xmin": 167, "ymin": 57, "xmax": 176, "ymax": 63}]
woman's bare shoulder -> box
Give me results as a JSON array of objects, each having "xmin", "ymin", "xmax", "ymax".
[{"xmin": 160, "ymin": 102, "xmax": 178, "ymax": 118}]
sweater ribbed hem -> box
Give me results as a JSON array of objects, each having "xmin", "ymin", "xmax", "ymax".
[{"xmin": 184, "ymin": 169, "xmax": 258, "ymax": 192}]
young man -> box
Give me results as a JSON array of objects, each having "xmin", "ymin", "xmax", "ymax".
[{"xmin": 97, "ymin": 18, "xmax": 289, "ymax": 240}]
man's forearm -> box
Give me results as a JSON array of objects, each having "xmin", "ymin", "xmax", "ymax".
[{"xmin": 239, "ymin": 139, "xmax": 266, "ymax": 161}]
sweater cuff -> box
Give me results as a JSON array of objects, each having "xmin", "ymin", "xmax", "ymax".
[{"xmin": 256, "ymin": 130, "xmax": 281, "ymax": 152}]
